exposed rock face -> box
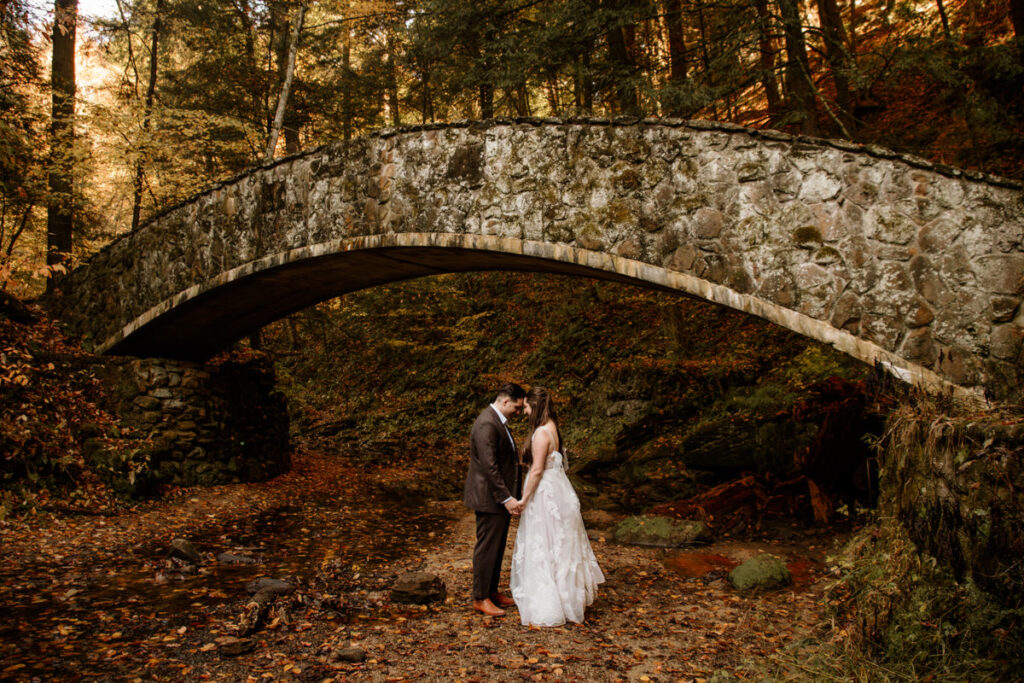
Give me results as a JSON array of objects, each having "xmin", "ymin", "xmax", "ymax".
[{"xmin": 47, "ymin": 119, "xmax": 1024, "ymax": 401}]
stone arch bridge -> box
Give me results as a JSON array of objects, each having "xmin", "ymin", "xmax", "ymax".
[{"xmin": 48, "ymin": 119, "xmax": 1024, "ymax": 403}]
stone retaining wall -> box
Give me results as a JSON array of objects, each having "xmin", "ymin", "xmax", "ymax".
[{"xmin": 83, "ymin": 354, "xmax": 290, "ymax": 495}]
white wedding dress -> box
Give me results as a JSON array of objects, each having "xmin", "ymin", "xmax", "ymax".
[{"xmin": 510, "ymin": 426, "xmax": 605, "ymax": 627}]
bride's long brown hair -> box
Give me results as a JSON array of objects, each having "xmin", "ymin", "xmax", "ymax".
[{"xmin": 521, "ymin": 386, "xmax": 562, "ymax": 466}]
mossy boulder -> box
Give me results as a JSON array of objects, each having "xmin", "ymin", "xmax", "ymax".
[
  {"xmin": 728, "ymin": 555, "xmax": 791, "ymax": 591},
  {"xmin": 613, "ymin": 515, "xmax": 712, "ymax": 547}
]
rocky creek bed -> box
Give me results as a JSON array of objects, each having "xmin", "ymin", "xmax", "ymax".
[{"xmin": 0, "ymin": 449, "xmax": 846, "ymax": 681}]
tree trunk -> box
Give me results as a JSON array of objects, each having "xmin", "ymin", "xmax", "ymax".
[
  {"xmin": 342, "ymin": 34, "xmax": 352, "ymax": 140},
  {"xmin": 388, "ymin": 60, "xmax": 400, "ymax": 127},
  {"xmin": 1012, "ymin": 0, "xmax": 1024, "ymax": 68},
  {"xmin": 131, "ymin": 0, "xmax": 162, "ymax": 232},
  {"xmin": 266, "ymin": 4, "xmax": 305, "ymax": 161},
  {"xmin": 695, "ymin": 2, "xmax": 717, "ymax": 118},
  {"xmin": 936, "ymin": 0, "xmax": 952, "ymax": 41},
  {"xmin": 47, "ymin": 0, "xmax": 77, "ymax": 282},
  {"xmin": 575, "ymin": 48, "xmax": 594, "ymax": 114},
  {"xmin": 233, "ymin": 0, "xmax": 262, "ymax": 143},
  {"xmin": 663, "ymin": 0, "xmax": 688, "ymax": 116},
  {"xmin": 776, "ymin": 0, "xmax": 819, "ymax": 135},
  {"xmin": 479, "ymin": 83, "xmax": 494, "ymax": 118},
  {"xmin": 421, "ymin": 64, "xmax": 434, "ymax": 123},
  {"xmin": 545, "ymin": 73, "xmax": 561, "ymax": 114},
  {"xmin": 754, "ymin": 0, "xmax": 783, "ymax": 125},
  {"xmin": 284, "ymin": 126, "xmax": 300, "ymax": 154},
  {"xmin": 816, "ymin": 0, "xmax": 854, "ymax": 134},
  {"xmin": 606, "ymin": 25, "xmax": 639, "ymax": 115}
]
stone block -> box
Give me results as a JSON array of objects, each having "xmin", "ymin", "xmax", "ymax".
[
  {"xmin": 693, "ymin": 207, "xmax": 724, "ymax": 239},
  {"xmin": 990, "ymin": 324, "xmax": 1024, "ymax": 361},
  {"xmin": 909, "ymin": 255, "xmax": 946, "ymax": 305},
  {"xmin": 867, "ymin": 205, "xmax": 917, "ymax": 244},
  {"xmin": 973, "ymin": 254, "xmax": 1024, "ymax": 295},
  {"xmin": 937, "ymin": 346, "xmax": 968, "ymax": 384},
  {"xmin": 917, "ymin": 218, "xmax": 963, "ymax": 253},
  {"xmin": 133, "ymin": 396, "xmax": 161, "ymax": 411},
  {"xmin": 667, "ymin": 244, "xmax": 698, "ymax": 272},
  {"xmin": 614, "ymin": 238, "xmax": 642, "ymax": 260},
  {"xmin": 757, "ymin": 272, "xmax": 797, "ymax": 308},
  {"xmin": 991, "ymin": 297, "xmax": 1020, "ymax": 323},
  {"xmin": 831, "ymin": 291, "xmax": 862, "ymax": 331},
  {"xmin": 906, "ymin": 300, "xmax": 935, "ymax": 328},
  {"xmin": 901, "ymin": 328, "xmax": 935, "ymax": 363}
]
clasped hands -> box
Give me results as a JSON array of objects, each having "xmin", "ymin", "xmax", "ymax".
[{"xmin": 504, "ymin": 498, "xmax": 525, "ymax": 515}]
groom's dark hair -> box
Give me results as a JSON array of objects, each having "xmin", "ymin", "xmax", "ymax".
[{"xmin": 495, "ymin": 383, "xmax": 527, "ymax": 400}]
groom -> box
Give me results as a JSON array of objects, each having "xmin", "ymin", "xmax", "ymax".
[{"xmin": 463, "ymin": 382, "xmax": 527, "ymax": 617}]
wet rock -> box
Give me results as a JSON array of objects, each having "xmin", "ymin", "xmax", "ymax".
[
  {"xmin": 613, "ymin": 516, "xmax": 712, "ymax": 547},
  {"xmin": 390, "ymin": 571, "xmax": 446, "ymax": 604},
  {"xmin": 246, "ymin": 577, "xmax": 294, "ymax": 595},
  {"xmin": 215, "ymin": 636, "xmax": 255, "ymax": 656},
  {"xmin": 728, "ymin": 554, "xmax": 791, "ymax": 591},
  {"xmin": 331, "ymin": 646, "xmax": 367, "ymax": 663},
  {"xmin": 169, "ymin": 538, "xmax": 202, "ymax": 565},
  {"xmin": 217, "ymin": 552, "xmax": 257, "ymax": 565}
]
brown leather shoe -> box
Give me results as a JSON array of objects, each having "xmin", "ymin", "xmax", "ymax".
[
  {"xmin": 473, "ymin": 599, "xmax": 506, "ymax": 616},
  {"xmin": 490, "ymin": 592, "xmax": 515, "ymax": 608}
]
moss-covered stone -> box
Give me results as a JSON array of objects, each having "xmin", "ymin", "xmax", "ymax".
[
  {"xmin": 728, "ymin": 554, "xmax": 791, "ymax": 591},
  {"xmin": 613, "ymin": 515, "xmax": 712, "ymax": 547}
]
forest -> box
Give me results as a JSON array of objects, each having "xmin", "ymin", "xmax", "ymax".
[
  {"xmin": 1, "ymin": 0, "xmax": 1023, "ymax": 287},
  {"xmin": 2, "ymin": 0, "xmax": 1024, "ymax": 680}
]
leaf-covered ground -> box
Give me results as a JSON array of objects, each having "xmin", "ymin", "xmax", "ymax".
[{"xmin": 0, "ymin": 448, "xmax": 845, "ymax": 682}]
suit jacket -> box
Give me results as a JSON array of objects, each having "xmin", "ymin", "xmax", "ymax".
[{"xmin": 463, "ymin": 406, "xmax": 520, "ymax": 513}]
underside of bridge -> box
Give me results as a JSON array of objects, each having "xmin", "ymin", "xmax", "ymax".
[{"xmin": 107, "ymin": 246, "xmax": 658, "ymax": 359}]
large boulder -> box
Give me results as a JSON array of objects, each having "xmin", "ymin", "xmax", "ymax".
[
  {"xmin": 390, "ymin": 571, "xmax": 446, "ymax": 604},
  {"xmin": 728, "ymin": 555, "xmax": 791, "ymax": 591},
  {"xmin": 613, "ymin": 515, "xmax": 712, "ymax": 547}
]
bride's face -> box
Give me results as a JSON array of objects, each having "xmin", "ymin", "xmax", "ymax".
[{"xmin": 523, "ymin": 401, "xmax": 533, "ymax": 417}]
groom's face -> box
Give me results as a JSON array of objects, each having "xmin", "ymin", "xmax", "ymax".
[{"xmin": 497, "ymin": 396, "xmax": 525, "ymax": 419}]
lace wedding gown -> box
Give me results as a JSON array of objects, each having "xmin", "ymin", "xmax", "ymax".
[{"xmin": 510, "ymin": 427, "xmax": 605, "ymax": 627}]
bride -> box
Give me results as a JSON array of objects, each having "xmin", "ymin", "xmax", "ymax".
[{"xmin": 510, "ymin": 386, "xmax": 605, "ymax": 627}]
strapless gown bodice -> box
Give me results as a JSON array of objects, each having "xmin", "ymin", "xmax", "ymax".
[{"xmin": 510, "ymin": 437, "xmax": 604, "ymax": 627}]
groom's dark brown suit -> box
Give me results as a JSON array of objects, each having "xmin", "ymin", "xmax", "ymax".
[{"xmin": 463, "ymin": 405, "xmax": 520, "ymax": 602}]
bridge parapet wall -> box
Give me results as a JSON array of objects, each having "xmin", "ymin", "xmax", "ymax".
[{"xmin": 50, "ymin": 119, "xmax": 1024, "ymax": 402}]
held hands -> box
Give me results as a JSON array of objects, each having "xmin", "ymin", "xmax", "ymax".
[{"xmin": 504, "ymin": 498, "xmax": 525, "ymax": 516}]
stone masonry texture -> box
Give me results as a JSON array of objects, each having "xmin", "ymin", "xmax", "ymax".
[{"xmin": 46, "ymin": 119, "xmax": 1024, "ymax": 403}]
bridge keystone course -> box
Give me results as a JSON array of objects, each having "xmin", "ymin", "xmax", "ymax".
[{"xmin": 47, "ymin": 119, "xmax": 1024, "ymax": 403}]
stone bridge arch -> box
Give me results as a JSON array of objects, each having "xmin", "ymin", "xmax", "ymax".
[{"xmin": 48, "ymin": 119, "xmax": 1024, "ymax": 402}]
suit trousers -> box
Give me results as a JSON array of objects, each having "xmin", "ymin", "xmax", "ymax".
[{"xmin": 473, "ymin": 510, "xmax": 511, "ymax": 600}]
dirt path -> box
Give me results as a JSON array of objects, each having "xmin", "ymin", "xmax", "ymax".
[{"xmin": 0, "ymin": 451, "xmax": 841, "ymax": 682}]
